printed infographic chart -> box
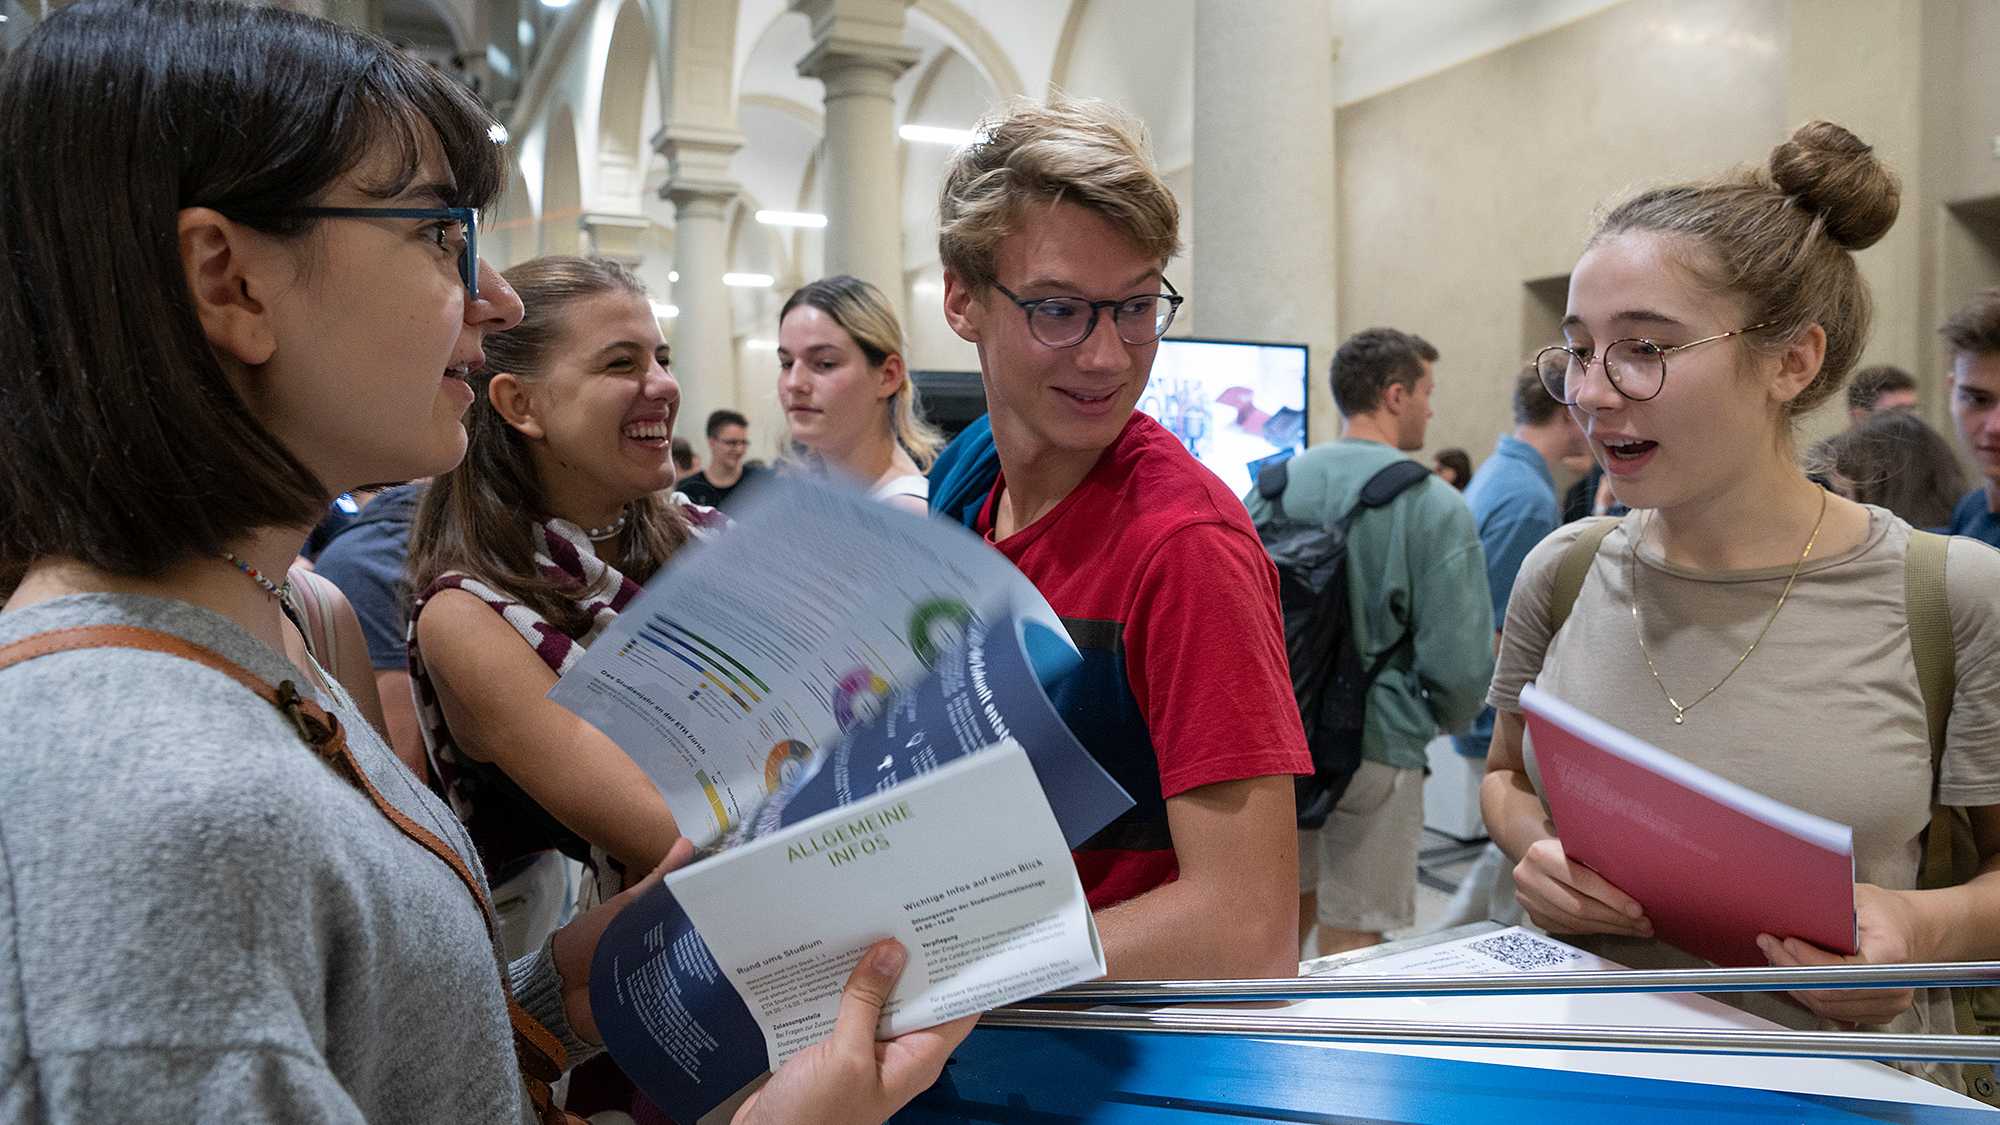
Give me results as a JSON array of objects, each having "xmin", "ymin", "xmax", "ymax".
[{"xmin": 552, "ymin": 476, "xmax": 1072, "ymax": 845}]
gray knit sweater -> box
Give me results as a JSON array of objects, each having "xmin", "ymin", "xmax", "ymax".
[{"xmin": 0, "ymin": 594, "xmax": 593, "ymax": 1122}]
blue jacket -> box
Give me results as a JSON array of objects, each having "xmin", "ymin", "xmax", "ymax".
[{"xmin": 929, "ymin": 414, "xmax": 1002, "ymax": 529}]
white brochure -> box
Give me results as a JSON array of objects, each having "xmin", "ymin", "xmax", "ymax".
[
  {"xmin": 590, "ymin": 741, "xmax": 1105, "ymax": 1120},
  {"xmin": 678, "ymin": 742, "xmax": 1101, "ymax": 1058}
]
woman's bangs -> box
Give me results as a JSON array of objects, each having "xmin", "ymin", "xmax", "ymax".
[{"xmin": 350, "ymin": 56, "xmax": 504, "ymax": 211}]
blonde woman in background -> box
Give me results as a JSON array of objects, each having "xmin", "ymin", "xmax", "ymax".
[{"xmin": 777, "ymin": 275, "xmax": 944, "ymax": 513}]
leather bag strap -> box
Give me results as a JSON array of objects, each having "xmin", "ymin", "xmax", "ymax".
[{"xmin": 0, "ymin": 625, "xmax": 581, "ymax": 1123}]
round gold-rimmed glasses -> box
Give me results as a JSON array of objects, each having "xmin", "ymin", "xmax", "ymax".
[{"xmin": 1535, "ymin": 323, "xmax": 1772, "ymax": 405}]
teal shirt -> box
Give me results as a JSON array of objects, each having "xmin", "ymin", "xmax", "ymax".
[{"xmin": 1244, "ymin": 439, "xmax": 1496, "ymax": 770}]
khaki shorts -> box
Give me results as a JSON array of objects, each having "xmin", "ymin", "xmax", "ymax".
[{"xmin": 1297, "ymin": 759, "xmax": 1425, "ymax": 934}]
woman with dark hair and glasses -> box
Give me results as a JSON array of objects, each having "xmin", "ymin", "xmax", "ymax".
[
  {"xmin": 0, "ymin": 2, "xmax": 967, "ymax": 1121},
  {"xmin": 1482, "ymin": 121, "xmax": 2000, "ymax": 1094}
]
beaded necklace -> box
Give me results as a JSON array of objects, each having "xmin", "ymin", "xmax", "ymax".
[
  {"xmin": 581, "ymin": 513, "xmax": 628, "ymax": 541},
  {"xmin": 218, "ymin": 551, "xmax": 292, "ymax": 601},
  {"xmin": 219, "ymin": 549, "xmax": 319, "ymax": 672}
]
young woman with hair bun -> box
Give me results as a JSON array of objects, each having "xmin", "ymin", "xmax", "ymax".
[
  {"xmin": 776, "ymin": 275, "xmax": 944, "ymax": 514},
  {"xmin": 1482, "ymin": 121, "xmax": 2000, "ymax": 1091}
]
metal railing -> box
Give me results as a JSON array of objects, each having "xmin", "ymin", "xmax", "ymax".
[{"xmin": 979, "ymin": 961, "xmax": 2000, "ymax": 1065}]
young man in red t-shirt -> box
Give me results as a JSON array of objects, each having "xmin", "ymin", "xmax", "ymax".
[{"xmin": 928, "ymin": 96, "xmax": 1311, "ymax": 980}]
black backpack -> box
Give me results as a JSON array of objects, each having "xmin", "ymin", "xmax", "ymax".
[{"xmin": 1252, "ymin": 456, "xmax": 1433, "ymax": 830}]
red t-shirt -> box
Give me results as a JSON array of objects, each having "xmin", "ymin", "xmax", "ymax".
[{"xmin": 976, "ymin": 413, "xmax": 1311, "ymax": 908}]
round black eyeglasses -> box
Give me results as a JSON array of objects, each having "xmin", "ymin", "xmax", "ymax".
[{"xmin": 992, "ymin": 278, "xmax": 1184, "ymax": 348}]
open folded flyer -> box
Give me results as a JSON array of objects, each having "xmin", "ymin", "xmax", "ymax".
[
  {"xmin": 550, "ymin": 474, "xmax": 1106, "ymax": 846},
  {"xmin": 551, "ymin": 476, "xmax": 1135, "ymax": 1121}
]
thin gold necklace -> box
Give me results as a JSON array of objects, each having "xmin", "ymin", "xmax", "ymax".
[{"xmin": 1630, "ymin": 487, "xmax": 1828, "ymax": 725}]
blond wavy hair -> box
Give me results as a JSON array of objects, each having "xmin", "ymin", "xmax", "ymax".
[{"xmin": 937, "ymin": 94, "xmax": 1182, "ymax": 290}]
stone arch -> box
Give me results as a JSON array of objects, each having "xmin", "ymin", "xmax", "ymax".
[
  {"xmin": 1047, "ymin": 0, "xmax": 1090, "ymax": 95},
  {"xmin": 401, "ymin": 0, "xmax": 469, "ymax": 53},
  {"xmin": 542, "ymin": 107, "xmax": 583, "ymax": 256},
  {"xmin": 737, "ymin": 92, "xmax": 823, "ymax": 133},
  {"xmin": 596, "ymin": 0, "xmax": 653, "ymax": 207},
  {"xmin": 489, "ymin": 162, "xmax": 537, "ymax": 269},
  {"xmin": 898, "ymin": 46, "xmax": 995, "ymax": 373},
  {"xmin": 1045, "ymin": 0, "xmax": 1192, "ymax": 167},
  {"xmin": 908, "ymin": 0, "xmax": 1026, "ymax": 101},
  {"xmin": 732, "ymin": 0, "xmax": 802, "ymax": 103}
]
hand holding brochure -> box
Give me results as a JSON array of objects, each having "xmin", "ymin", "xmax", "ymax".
[
  {"xmin": 589, "ymin": 741, "xmax": 1097, "ymax": 1123},
  {"xmin": 551, "ymin": 477, "xmax": 1135, "ymax": 1122},
  {"xmin": 1520, "ymin": 684, "xmax": 1856, "ymax": 968}
]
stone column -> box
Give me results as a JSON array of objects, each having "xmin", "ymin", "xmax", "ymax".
[
  {"xmin": 581, "ymin": 212, "xmax": 654, "ymax": 267},
  {"xmin": 1192, "ymin": 0, "xmax": 1339, "ymax": 443},
  {"xmin": 469, "ymin": 0, "xmax": 522, "ymax": 116},
  {"xmin": 659, "ymin": 128, "xmax": 744, "ymax": 438},
  {"xmin": 791, "ymin": 0, "xmax": 918, "ymax": 313}
]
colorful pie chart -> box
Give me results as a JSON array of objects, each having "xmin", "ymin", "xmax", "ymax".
[
  {"xmin": 908, "ymin": 598, "xmax": 975, "ymax": 668},
  {"xmin": 763, "ymin": 739, "xmax": 813, "ymax": 792},
  {"xmin": 833, "ymin": 668, "xmax": 892, "ymax": 729}
]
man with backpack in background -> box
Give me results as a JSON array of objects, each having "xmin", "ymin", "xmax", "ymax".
[{"xmin": 1246, "ymin": 327, "xmax": 1494, "ymax": 956}]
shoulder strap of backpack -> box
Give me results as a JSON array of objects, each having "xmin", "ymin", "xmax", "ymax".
[
  {"xmin": 1339, "ymin": 459, "xmax": 1447, "ymax": 671},
  {"xmin": 1334, "ymin": 458, "xmax": 1433, "ymax": 531},
  {"xmin": 1547, "ymin": 516, "xmax": 1621, "ymax": 636},
  {"xmin": 1907, "ymin": 530, "xmax": 1961, "ymax": 897},
  {"xmin": 1254, "ymin": 458, "xmax": 1292, "ymax": 521},
  {"xmin": 1899, "ymin": 531, "xmax": 1995, "ymax": 1073},
  {"xmin": 1257, "ymin": 455, "xmax": 1431, "ymax": 530},
  {"xmin": 1356, "ymin": 458, "xmax": 1435, "ymax": 509},
  {"xmin": 1906, "ymin": 530, "xmax": 1955, "ymax": 788}
]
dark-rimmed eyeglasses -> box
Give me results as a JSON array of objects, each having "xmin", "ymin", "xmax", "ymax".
[
  {"xmin": 992, "ymin": 278, "xmax": 1184, "ymax": 348},
  {"xmin": 1534, "ymin": 323, "xmax": 1772, "ymax": 405},
  {"xmin": 290, "ymin": 207, "xmax": 479, "ymax": 300}
]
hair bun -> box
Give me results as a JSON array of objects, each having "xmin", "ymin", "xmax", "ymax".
[{"xmin": 1768, "ymin": 120, "xmax": 1901, "ymax": 251}]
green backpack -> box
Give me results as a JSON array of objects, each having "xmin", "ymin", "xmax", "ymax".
[{"xmin": 1547, "ymin": 519, "xmax": 1998, "ymax": 1103}]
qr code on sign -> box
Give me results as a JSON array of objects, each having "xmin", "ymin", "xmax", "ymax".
[{"xmin": 1468, "ymin": 932, "xmax": 1584, "ymax": 972}]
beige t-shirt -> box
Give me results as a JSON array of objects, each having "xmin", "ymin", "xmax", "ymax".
[{"xmin": 1489, "ymin": 506, "xmax": 2000, "ymax": 1062}]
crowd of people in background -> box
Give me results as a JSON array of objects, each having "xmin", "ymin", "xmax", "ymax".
[{"xmin": 9, "ymin": 0, "xmax": 2000, "ymax": 1120}]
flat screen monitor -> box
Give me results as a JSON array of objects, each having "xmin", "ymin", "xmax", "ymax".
[
  {"xmin": 1140, "ymin": 337, "xmax": 1309, "ymax": 500},
  {"xmin": 910, "ymin": 370, "xmax": 987, "ymax": 441}
]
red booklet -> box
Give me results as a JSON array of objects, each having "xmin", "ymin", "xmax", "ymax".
[{"xmin": 1520, "ymin": 685, "xmax": 1856, "ymax": 967}]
